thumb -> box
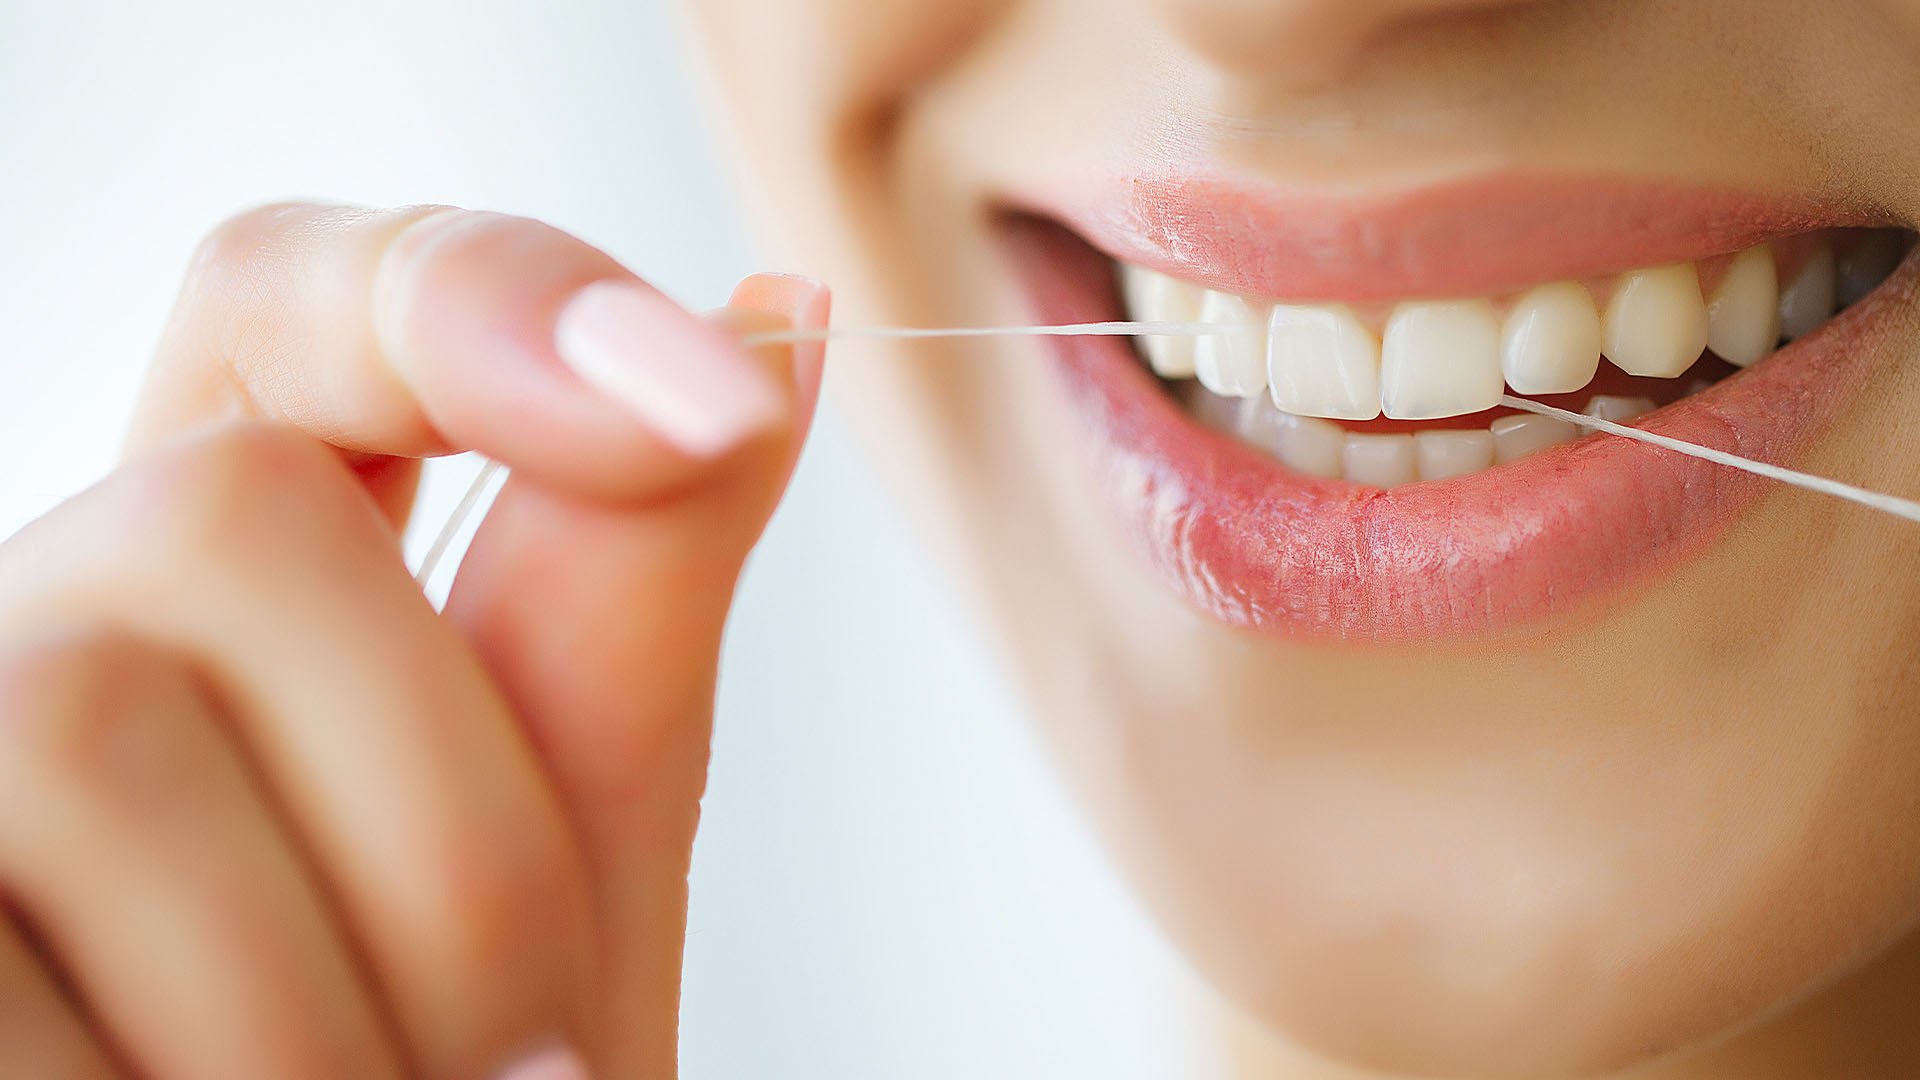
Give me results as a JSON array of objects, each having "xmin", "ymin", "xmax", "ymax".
[{"xmin": 443, "ymin": 273, "xmax": 829, "ymax": 1078}]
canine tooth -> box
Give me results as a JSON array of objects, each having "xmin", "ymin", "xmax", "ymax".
[
  {"xmin": 1120, "ymin": 265, "xmax": 1203, "ymax": 378},
  {"xmin": 1414, "ymin": 430, "xmax": 1495, "ymax": 481},
  {"xmin": 1583, "ymin": 395, "xmax": 1657, "ymax": 423},
  {"xmin": 1193, "ymin": 291, "xmax": 1269, "ymax": 398},
  {"xmin": 1501, "ymin": 282, "xmax": 1602, "ymax": 395},
  {"xmin": 1705, "ymin": 246, "xmax": 1780, "ymax": 367},
  {"xmin": 1343, "ymin": 433, "xmax": 1416, "ymax": 488},
  {"xmin": 1491, "ymin": 414, "xmax": 1579, "ymax": 463},
  {"xmin": 1274, "ymin": 412, "xmax": 1347, "ymax": 480},
  {"xmin": 1266, "ymin": 303, "xmax": 1382, "ymax": 420},
  {"xmin": 1778, "ymin": 245, "xmax": 1836, "ymax": 340},
  {"xmin": 1837, "ymin": 232, "xmax": 1903, "ymax": 307},
  {"xmin": 1380, "ymin": 300, "xmax": 1505, "ymax": 420},
  {"xmin": 1603, "ymin": 264, "xmax": 1710, "ymax": 378}
]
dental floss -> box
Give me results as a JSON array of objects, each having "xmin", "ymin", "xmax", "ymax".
[
  {"xmin": 413, "ymin": 321, "xmax": 1920, "ymax": 585},
  {"xmin": 414, "ymin": 458, "xmax": 506, "ymax": 586},
  {"xmin": 1497, "ymin": 395, "xmax": 1920, "ymax": 524},
  {"xmin": 738, "ymin": 320, "xmax": 1229, "ymax": 348}
]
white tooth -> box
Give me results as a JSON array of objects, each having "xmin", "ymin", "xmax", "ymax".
[
  {"xmin": 1193, "ymin": 291, "xmax": 1269, "ymax": 398},
  {"xmin": 1602, "ymin": 263, "xmax": 1710, "ymax": 378},
  {"xmin": 1413, "ymin": 430, "xmax": 1495, "ymax": 481},
  {"xmin": 1778, "ymin": 245, "xmax": 1837, "ymax": 341},
  {"xmin": 1234, "ymin": 395, "xmax": 1289, "ymax": 451},
  {"xmin": 1380, "ymin": 300, "xmax": 1505, "ymax": 420},
  {"xmin": 1274, "ymin": 413, "xmax": 1347, "ymax": 480},
  {"xmin": 1501, "ymin": 282, "xmax": 1602, "ymax": 395},
  {"xmin": 1491, "ymin": 414, "xmax": 1579, "ymax": 463},
  {"xmin": 1120, "ymin": 265, "xmax": 1203, "ymax": 378},
  {"xmin": 1266, "ymin": 303, "xmax": 1382, "ymax": 421},
  {"xmin": 1705, "ymin": 245, "xmax": 1780, "ymax": 368},
  {"xmin": 1837, "ymin": 232, "xmax": 1903, "ymax": 307},
  {"xmin": 1343, "ymin": 433, "xmax": 1416, "ymax": 488},
  {"xmin": 1583, "ymin": 395, "xmax": 1657, "ymax": 423}
]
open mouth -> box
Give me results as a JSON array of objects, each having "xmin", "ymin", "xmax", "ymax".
[
  {"xmin": 997, "ymin": 176, "xmax": 1917, "ymax": 639},
  {"xmin": 1125, "ymin": 229, "xmax": 1908, "ymax": 486}
]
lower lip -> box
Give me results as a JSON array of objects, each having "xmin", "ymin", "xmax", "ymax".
[{"xmin": 998, "ymin": 217, "xmax": 1895, "ymax": 640}]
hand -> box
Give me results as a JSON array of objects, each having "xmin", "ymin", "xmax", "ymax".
[{"xmin": 0, "ymin": 203, "xmax": 829, "ymax": 1079}]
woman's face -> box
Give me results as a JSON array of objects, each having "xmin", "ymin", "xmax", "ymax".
[{"xmin": 687, "ymin": 2, "xmax": 1920, "ymax": 1075}]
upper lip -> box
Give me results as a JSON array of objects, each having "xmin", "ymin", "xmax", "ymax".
[
  {"xmin": 1021, "ymin": 171, "xmax": 1886, "ymax": 301},
  {"xmin": 997, "ymin": 173, "xmax": 1909, "ymax": 640}
]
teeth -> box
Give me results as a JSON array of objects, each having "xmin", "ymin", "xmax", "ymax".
[
  {"xmin": 1193, "ymin": 291, "xmax": 1270, "ymax": 397},
  {"xmin": 1838, "ymin": 233, "xmax": 1904, "ymax": 307},
  {"xmin": 1275, "ymin": 413, "xmax": 1347, "ymax": 480},
  {"xmin": 1583, "ymin": 395, "xmax": 1657, "ymax": 423},
  {"xmin": 1602, "ymin": 264, "xmax": 1710, "ymax": 378},
  {"xmin": 1413, "ymin": 430, "xmax": 1495, "ymax": 481},
  {"xmin": 1119, "ymin": 266, "xmax": 1203, "ymax": 378},
  {"xmin": 1491, "ymin": 414, "xmax": 1579, "ymax": 464},
  {"xmin": 1778, "ymin": 245, "xmax": 1837, "ymax": 341},
  {"xmin": 1705, "ymin": 245, "xmax": 1780, "ymax": 367},
  {"xmin": 1120, "ymin": 228, "xmax": 1908, "ymax": 483},
  {"xmin": 1501, "ymin": 282, "xmax": 1602, "ymax": 395},
  {"xmin": 1266, "ymin": 303, "xmax": 1382, "ymax": 421},
  {"xmin": 1380, "ymin": 300, "xmax": 1505, "ymax": 420},
  {"xmin": 1343, "ymin": 433, "xmax": 1417, "ymax": 487}
]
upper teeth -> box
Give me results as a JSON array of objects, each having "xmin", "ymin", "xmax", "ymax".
[{"xmin": 1120, "ymin": 233, "xmax": 1901, "ymax": 421}]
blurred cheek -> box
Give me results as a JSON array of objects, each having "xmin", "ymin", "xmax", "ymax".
[{"xmin": 683, "ymin": 0, "xmax": 1001, "ymax": 144}]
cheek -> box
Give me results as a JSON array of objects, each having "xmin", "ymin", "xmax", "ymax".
[{"xmin": 683, "ymin": 0, "xmax": 1003, "ymax": 141}]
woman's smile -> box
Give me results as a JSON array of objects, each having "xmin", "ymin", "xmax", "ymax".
[{"xmin": 995, "ymin": 174, "xmax": 1914, "ymax": 635}]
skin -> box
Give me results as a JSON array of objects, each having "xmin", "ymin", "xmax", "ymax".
[
  {"xmin": 684, "ymin": 0, "xmax": 1920, "ymax": 1076},
  {"xmin": 0, "ymin": 205, "xmax": 828, "ymax": 1077},
  {"xmin": 1, "ymin": 2, "xmax": 1918, "ymax": 1078}
]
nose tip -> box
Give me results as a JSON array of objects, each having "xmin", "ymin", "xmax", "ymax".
[{"xmin": 1150, "ymin": 0, "xmax": 1532, "ymax": 87}]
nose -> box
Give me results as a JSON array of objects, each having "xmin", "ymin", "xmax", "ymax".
[{"xmin": 1150, "ymin": 0, "xmax": 1537, "ymax": 87}]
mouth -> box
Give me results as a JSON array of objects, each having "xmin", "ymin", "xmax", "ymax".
[{"xmin": 997, "ymin": 176, "xmax": 1916, "ymax": 639}]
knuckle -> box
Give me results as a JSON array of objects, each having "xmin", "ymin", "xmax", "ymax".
[
  {"xmin": 185, "ymin": 202, "xmax": 354, "ymax": 290},
  {"xmin": 118, "ymin": 423, "xmax": 377, "ymax": 569},
  {"xmin": 0, "ymin": 630, "xmax": 188, "ymax": 793},
  {"xmin": 181, "ymin": 203, "xmax": 323, "ymax": 308}
]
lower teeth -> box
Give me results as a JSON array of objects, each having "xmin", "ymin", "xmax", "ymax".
[{"xmin": 1180, "ymin": 382, "xmax": 1675, "ymax": 487}]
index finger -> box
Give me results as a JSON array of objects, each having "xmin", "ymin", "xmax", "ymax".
[{"xmin": 128, "ymin": 202, "xmax": 808, "ymax": 504}]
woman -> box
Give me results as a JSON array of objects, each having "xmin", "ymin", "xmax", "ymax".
[{"xmin": 2, "ymin": 0, "xmax": 1917, "ymax": 1077}]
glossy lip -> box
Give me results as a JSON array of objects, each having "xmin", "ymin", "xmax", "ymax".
[
  {"xmin": 1024, "ymin": 172, "xmax": 1886, "ymax": 302},
  {"xmin": 998, "ymin": 211, "xmax": 1908, "ymax": 641}
]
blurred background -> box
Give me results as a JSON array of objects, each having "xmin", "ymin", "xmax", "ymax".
[{"xmin": 0, "ymin": 1, "xmax": 1207, "ymax": 1075}]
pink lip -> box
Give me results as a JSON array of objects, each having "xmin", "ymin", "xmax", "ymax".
[
  {"xmin": 998, "ymin": 212, "xmax": 1903, "ymax": 641},
  {"xmin": 1025, "ymin": 173, "xmax": 1882, "ymax": 301}
]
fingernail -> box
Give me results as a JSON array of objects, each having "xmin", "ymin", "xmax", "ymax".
[
  {"xmin": 729, "ymin": 273, "xmax": 830, "ymax": 362},
  {"xmin": 728, "ymin": 273, "xmax": 832, "ymax": 447},
  {"xmin": 495, "ymin": 1044, "xmax": 590, "ymax": 1080},
  {"xmin": 554, "ymin": 280, "xmax": 787, "ymax": 458}
]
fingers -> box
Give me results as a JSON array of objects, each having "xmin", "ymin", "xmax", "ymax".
[
  {"xmin": 0, "ymin": 917, "xmax": 121, "ymax": 1080},
  {"xmin": 0, "ymin": 425, "xmax": 595, "ymax": 1079},
  {"xmin": 0, "ymin": 629, "xmax": 397, "ymax": 1079},
  {"xmin": 131, "ymin": 202, "xmax": 797, "ymax": 505},
  {"xmin": 446, "ymin": 276, "xmax": 829, "ymax": 1076}
]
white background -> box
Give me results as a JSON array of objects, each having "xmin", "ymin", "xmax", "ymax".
[{"xmin": 0, "ymin": 2, "xmax": 1205, "ymax": 1076}]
